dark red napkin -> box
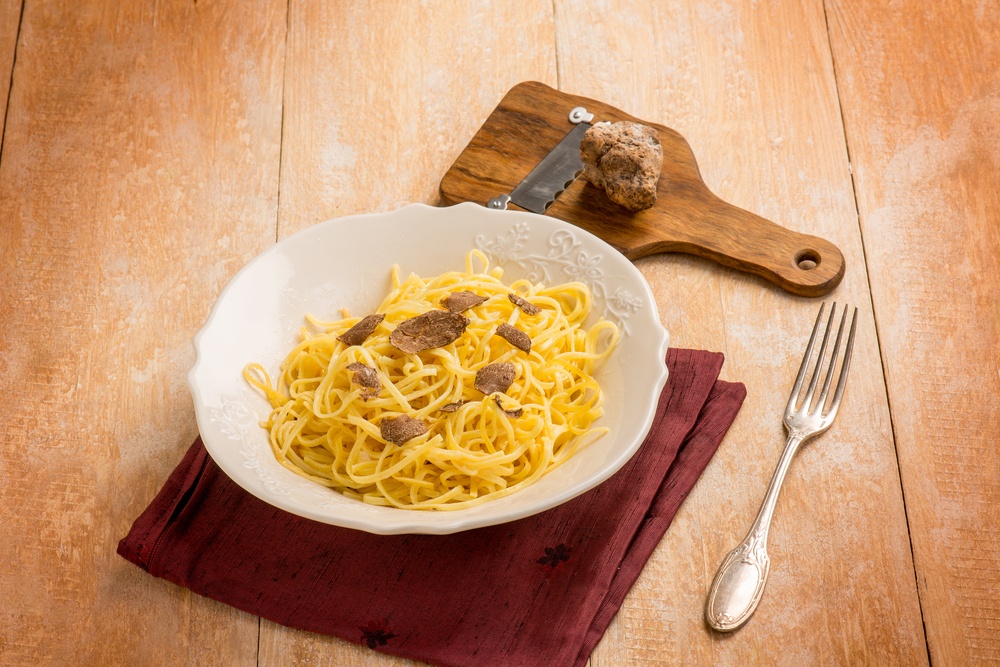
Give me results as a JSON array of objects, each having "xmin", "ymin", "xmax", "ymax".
[{"xmin": 119, "ymin": 349, "xmax": 745, "ymax": 667}]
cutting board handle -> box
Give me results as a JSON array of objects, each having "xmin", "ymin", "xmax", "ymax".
[{"xmin": 622, "ymin": 186, "xmax": 845, "ymax": 297}]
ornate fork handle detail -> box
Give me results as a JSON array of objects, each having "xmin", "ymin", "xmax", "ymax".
[{"xmin": 706, "ymin": 432, "xmax": 804, "ymax": 631}]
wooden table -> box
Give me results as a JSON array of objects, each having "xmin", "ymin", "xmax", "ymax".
[{"xmin": 1, "ymin": 1, "xmax": 996, "ymax": 665}]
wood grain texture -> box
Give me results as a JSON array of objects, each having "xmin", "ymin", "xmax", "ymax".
[
  {"xmin": 441, "ymin": 81, "xmax": 845, "ymax": 296},
  {"xmin": 275, "ymin": 0, "xmax": 557, "ymax": 234},
  {"xmin": 551, "ymin": 0, "xmax": 926, "ymax": 665},
  {"xmin": 0, "ymin": 0, "xmax": 20, "ymax": 139},
  {"xmin": 4, "ymin": 0, "xmax": 991, "ymax": 664},
  {"xmin": 0, "ymin": 0, "xmax": 284, "ymax": 663},
  {"xmin": 261, "ymin": 1, "xmax": 556, "ymax": 664},
  {"xmin": 827, "ymin": 1, "xmax": 1000, "ymax": 664}
]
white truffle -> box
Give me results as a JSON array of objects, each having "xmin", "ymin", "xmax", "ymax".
[{"xmin": 580, "ymin": 121, "xmax": 663, "ymax": 212}]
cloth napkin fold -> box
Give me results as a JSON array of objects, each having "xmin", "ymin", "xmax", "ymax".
[{"xmin": 119, "ymin": 348, "xmax": 745, "ymax": 667}]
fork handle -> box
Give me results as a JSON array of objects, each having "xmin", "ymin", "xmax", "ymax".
[{"xmin": 706, "ymin": 432, "xmax": 805, "ymax": 631}]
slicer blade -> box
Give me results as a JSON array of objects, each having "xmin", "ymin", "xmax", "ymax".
[
  {"xmin": 487, "ymin": 107, "xmax": 595, "ymax": 213},
  {"xmin": 507, "ymin": 122, "xmax": 590, "ymax": 213}
]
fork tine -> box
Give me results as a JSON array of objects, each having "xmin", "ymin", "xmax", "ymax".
[
  {"xmin": 816, "ymin": 305, "xmax": 849, "ymax": 413},
  {"xmin": 828, "ymin": 307, "xmax": 858, "ymax": 414},
  {"xmin": 788, "ymin": 302, "xmax": 827, "ymax": 411},
  {"xmin": 802, "ymin": 302, "xmax": 837, "ymax": 412}
]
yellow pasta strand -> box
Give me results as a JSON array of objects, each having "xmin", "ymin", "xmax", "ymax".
[{"xmin": 243, "ymin": 250, "xmax": 619, "ymax": 510}]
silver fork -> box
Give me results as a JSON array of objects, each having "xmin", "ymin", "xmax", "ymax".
[{"xmin": 705, "ymin": 302, "xmax": 858, "ymax": 632}]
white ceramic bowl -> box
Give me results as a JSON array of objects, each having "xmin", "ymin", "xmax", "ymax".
[{"xmin": 189, "ymin": 202, "xmax": 669, "ymax": 534}]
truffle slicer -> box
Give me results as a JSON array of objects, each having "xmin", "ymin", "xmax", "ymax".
[
  {"xmin": 485, "ymin": 107, "xmax": 595, "ymax": 213},
  {"xmin": 439, "ymin": 81, "xmax": 845, "ymax": 297}
]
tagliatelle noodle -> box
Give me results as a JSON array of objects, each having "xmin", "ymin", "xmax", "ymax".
[{"xmin": 243, "ymin": 250, "xmax": 618, "ymax": 510}]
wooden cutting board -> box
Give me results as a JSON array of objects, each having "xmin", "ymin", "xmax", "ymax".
[{"xmin": 439, "ymin": 81, "xmax": 844, "ymax": 297}]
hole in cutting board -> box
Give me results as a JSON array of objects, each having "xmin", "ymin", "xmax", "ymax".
[{"xmin": 795, "ymin": 250, "xmax": 820, "ymax": 271}]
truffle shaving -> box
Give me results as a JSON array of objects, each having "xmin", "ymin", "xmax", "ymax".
[
  {"xmin": 494, "ymin": 395, "xmax": 523, "ymax": 418},
  {"xmin": 345, "ymin": 362, "xmax": 381, "ymax": 400},
  {"xmin": 337, "ymin": 313, "xmax": 385, "ymax": 346},
  {"xmin": 508, "ymin": 293, "xmax": 541, "ymax": 315},
  {"xmin": 496, "ymin": 323, "xmax": 531, "ymax": 353},
  {"xmin": 442, "ymin": 291, "xmax": 488, "ymax": 313},
  {"xmin": 380, "ymin": 414, "xmax": 428, "ymax": 445},
  {"xmin": 439, "ymin": 401, "xmax": 466, "ymax": 413},
  {"xmin": 390, "ymin": 310, "xmax": 469, "ymax": 353},
  {"xmin": 475, "ymin": 362, "xmax": 516, "ymax": 395}
]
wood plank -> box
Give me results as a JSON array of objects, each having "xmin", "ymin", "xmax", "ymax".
[
  {"xmin": 275, "ymin": 0, "xmax": 557, "ymax": 233},
  {"xmin": 826, "ymin": 1, "xmax": 1000, "ymax": 664},
  {"xmin": 0, "ymin": 0, "xmax": 285, "ymax": 662},
  {"xmin": 551, "ymin": 0, "xmax": 927, "ymax": 664},
  {"xmin": 258, "ymin": 1, "xmax": 557, "ymax": 665},
  {"xmin": 0, "ymin": 0, "xmax": 21, "ymax": 140}
]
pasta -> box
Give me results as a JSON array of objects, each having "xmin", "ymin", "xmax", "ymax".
[{"xmin": 243, "ymin": 250, "xmax": 618, "ymax": 510}]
